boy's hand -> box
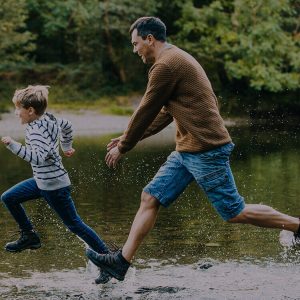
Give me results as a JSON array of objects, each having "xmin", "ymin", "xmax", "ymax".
[
  {"xmin": 64, "ymin": 148, "xmax": 75, "ymax": 157},
  {"xmin": 1, "ymin": 136, "xmax": 13, "ymax": 145}
]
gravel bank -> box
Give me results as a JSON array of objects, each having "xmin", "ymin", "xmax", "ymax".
[
  {"xmin": 0, "ymin": 109, "xmax": 239, "ymax": 139},
  {"xmin": 0, "ymin": 110, "xmax": 131, "ymax": 138}
]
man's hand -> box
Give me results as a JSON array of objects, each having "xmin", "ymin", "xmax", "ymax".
[
  {"xmin": 63, "ymin": 148, "xmax": 75, "ymax": 157},
  {"xmin": 105, "ymin": 146, "xmax": 123, "ymax": 168},
  {"xmin": 1, "ymin": 136, "xmax": 13, "ymax": 145},
  {"xmin": 107, "ymin": 136, "xmax": 123, "ymax": 152}
]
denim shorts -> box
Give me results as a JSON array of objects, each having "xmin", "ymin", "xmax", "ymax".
[{"xmin": 143, "ymin": 143, "xmax": 245, "ymax": 221}]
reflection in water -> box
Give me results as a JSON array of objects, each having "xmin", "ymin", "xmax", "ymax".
[{"xmin": 0, "ymin": 125, "xmax": 300, "ymax": 299}]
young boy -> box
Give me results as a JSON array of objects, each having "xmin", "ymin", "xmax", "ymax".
[{"xmin": 1, "ymin": 85, "xmax": 111, "ymax": 284}]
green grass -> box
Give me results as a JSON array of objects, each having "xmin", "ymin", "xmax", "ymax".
[
  {"xmin": 49, "ymin": 94, "xmax": 136, "ymax": 116},
  {"xmin": 0, "ymin": 96, "xmax": 135, "ymax": 116},
  {"xmin": 0, "ymin": 82, "xmax": 137, "ymax": 116},
  {"xmin": 50, "ymin": 99, "xmax": 134, "ymax": 116},
  {"xmin": 0, "ymin": 64, "xmax": 140, "ymax": 115}
]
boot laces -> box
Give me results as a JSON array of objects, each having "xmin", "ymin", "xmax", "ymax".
[
  {"xmin": 105, "ymin": 240, "xmax": 120, "ymax": 253},
  {"xmin": 104, "ymin": 251, "xmax": 119, "ymax": 265}
]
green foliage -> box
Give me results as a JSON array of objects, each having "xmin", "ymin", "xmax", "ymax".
[
  {"xmin": 0, "ymin": 0, "xmax": 35, "ymax": 66},
  {"xmin": 96, "ymin": 0, "xmax": 157, "ymax": 83},
  {"xmin": 26, "ymin": 0, "xmax": 87, "ymax": 63},
  {"xmin": 24, "ymin": 0, "xmax": 157, "ymax": 86},
  {"xmin": 0, "ymin": 0, "xmax": 299, "ymax": 115},
  {"xmin": 176, "ymin": 0, "xmax": 300, "ymax": 92}
]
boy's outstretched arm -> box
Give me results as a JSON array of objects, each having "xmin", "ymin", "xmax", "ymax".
[
  {"xmin": 1, "ymin": 136, "xmax": 13, "ymax": 145},
  {"xmin": 3, "ymin": 127, "xmax": 51, "ymax": 165}
]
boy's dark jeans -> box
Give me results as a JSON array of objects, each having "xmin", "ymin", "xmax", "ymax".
[{"xmin": 1, "ymin": 178, "xmax": 108, "ymax": 254}]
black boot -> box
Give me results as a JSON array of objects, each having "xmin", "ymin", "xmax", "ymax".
[
  {"xmin": 5, "ymin": 230, "xmax": 41, "ymax": 252},
  {"xmin": 95, "ymin": 269, "xmax": 112, "ymax": 284},
  {"xmin": 86, "ymin": 248, "xmax": 130, "ymax": 281},
  {"xmin": 292, "ymin": 218, "xmax": 300, "ymax": 246}
]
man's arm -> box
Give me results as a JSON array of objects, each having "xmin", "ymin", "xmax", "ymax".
[
  {"xmin": 106, "ymin": 109, "xmax": 172, "ymax": 155},
  {"xmin": 118, "ymin": 63, "xmax": 176, "ymax": 154},
  {"xmin": 141, "ymin": 107, "xmax": 173, "ymax": 140},
  {"xmin": 105, "ymin": 63, "xmax": 176, "ymax": 169}
]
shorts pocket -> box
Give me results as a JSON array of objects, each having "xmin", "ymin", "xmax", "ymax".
[
  {"xmin": 200, "ymin": 143, "xmax": 234, "ymax": 160},
  {"xmin": 201, "ymin": 168, "xmax": 229, "ymax": 192}
]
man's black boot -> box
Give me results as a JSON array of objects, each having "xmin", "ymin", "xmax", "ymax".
[
  {"xmin": 95, "ymin": 269, "xmax": 112, "ymax": 284},
  {"xmin": 5, "ymin": 230, "xmax": 41, "ymax": 252},
  {"xmin": 86, "ymin": 248, "xmax": 130, "ymax": 281}
]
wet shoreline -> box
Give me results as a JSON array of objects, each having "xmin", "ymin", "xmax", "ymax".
[{"xmin": 1, "ymin": 257, "xmax": 299, "ymax": 299}]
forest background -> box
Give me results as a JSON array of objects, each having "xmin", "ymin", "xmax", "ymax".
[{"xmin": 0, "ymin": 0, "xmax": 299, "ymax": 118}]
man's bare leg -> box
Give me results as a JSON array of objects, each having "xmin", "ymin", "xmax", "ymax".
[
  {"xmin": 228, "ymin": 204, "xmax": 299, "ymax": 232},
  {"xmin": 85, "ymin": 201, "xmax": 300, "ymax": 281},
  {"xmin": 122, "ymin": 191, "xmax": 160, "ymax": 262}
]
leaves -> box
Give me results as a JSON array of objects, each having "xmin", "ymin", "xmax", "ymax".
[
  {"xmin": 0, "ymin": 0, "xmax": 35, "ymax": 65},
  {"xmin": 176, "ymin": 0, "xmax": 300, "ymax": 92},
  {"xmin": 0, "ymin": 0, "xmax": 299, "ymax": 97}
]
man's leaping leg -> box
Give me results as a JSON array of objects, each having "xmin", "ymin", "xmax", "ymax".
[{"xmin": 86, "ymin": 192, "xmax": 160, "ymax": 281}]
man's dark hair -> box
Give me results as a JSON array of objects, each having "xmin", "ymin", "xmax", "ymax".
[{"xmin": 130, "ymin": 17, "xmax": 166, "ymax": 42}]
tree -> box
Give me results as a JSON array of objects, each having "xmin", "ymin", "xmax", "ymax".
[
  {"xmin": 176, "ymin": 0, "xmax": 300, "ymax": 92},
  {"xmin": 97, "ymin": 0, "xmax": 157, "ymax": 84},
  {"xmin": 25, "ymin": 0, "xmax": 157, "ymax": 85},
  {"xmin": 0, "ymin": 0, "xmax": 35, "ymax": 67},
  {"xmin": 26, "ymin": 0, "xmax": 79, "ymax": 63}
]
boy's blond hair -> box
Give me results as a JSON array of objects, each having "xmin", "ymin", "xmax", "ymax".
[{"xmin": 13, "ymin": 85, "xmax": 49, "ymax": 116}]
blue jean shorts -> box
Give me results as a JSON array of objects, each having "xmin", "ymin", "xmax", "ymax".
[{"xmin": 143, "ymin": 143, "xmax": 245, "ymax": 221}]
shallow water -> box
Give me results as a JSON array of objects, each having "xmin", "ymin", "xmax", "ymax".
[
  {"xmin": 1, "ymin": 258, "xmax": 300, "ymax": 299},
  {"xmin": 0, "ymin": 125, "xmax": 300, "ymax": 299}
]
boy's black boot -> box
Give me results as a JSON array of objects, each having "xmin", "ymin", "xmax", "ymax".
[
  {"xmin": 86, "ymin": 248, "xmax": 130, "ymax": 281},
  {"xmin": 293, "ymin": 219, "xmax": 300, "ymax": 246},
  {"xmin": 5, "ymin": 230, "xmax": 41, "ymax": 252},
  {"xmin": 292, "ymin": 232, "xmax": 300, "ymax": 246}
]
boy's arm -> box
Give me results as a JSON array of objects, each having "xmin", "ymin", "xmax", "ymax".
[
  {"xmin": 57, "ymin": 118, "xmax": 73, "ymax": 152},
  {"xmin": 5, "ymin": 126, "xmax": 51, "ymax": 165}
]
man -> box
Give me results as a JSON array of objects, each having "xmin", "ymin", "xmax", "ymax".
[{"xmin": 86, "ymin": 17, "xmax": 300, "ymax": 281}]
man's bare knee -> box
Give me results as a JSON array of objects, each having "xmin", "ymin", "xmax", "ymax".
[
  {"xmin": 140, "ymin": 191, "xmax": 160, "ymax": 210},
  {"xmin": 227, "ymin": 204, "xmax": 272, "ymax": 224}
]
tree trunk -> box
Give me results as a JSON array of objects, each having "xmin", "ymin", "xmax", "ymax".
[{"xmin": 103, "ymin": 1, "xmax": 127, "ymax": 83}]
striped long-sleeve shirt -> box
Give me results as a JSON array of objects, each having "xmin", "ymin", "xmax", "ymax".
[{"xmin": 7, "ymin": 112, "xmax": 73, "ymax": 190}]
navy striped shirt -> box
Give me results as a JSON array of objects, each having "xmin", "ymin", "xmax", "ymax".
[{"xmin": 7, "ymin": 113, "xmax": 73, "ymax": 190}]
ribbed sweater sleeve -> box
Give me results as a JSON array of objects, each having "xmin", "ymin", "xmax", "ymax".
[
  {"xmin": 141, "ymin": 107, "xmax": 173, "ymax": 140},
  {"xmin": 118, "ymin": 63, "xmax": 176, "ymax": 153}
]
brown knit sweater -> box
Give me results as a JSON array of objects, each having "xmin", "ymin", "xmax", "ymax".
[{"xmin": 118, "ymin": 45, "xmax": 231, "ymax": 154}]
